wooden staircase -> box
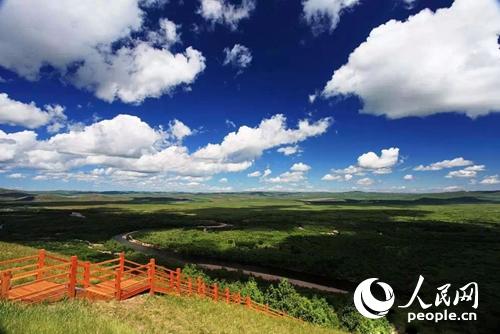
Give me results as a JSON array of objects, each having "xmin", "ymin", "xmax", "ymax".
[{"xmin": 0, "ymin": 249, "xmax": 294, "ymax": 320}]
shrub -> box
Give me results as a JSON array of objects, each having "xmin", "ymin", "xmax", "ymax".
[
  {"xmin": 264, "ymin": 280, "xmax": 340, "ymax": 328},
  {"xmin": 338, "ymin": 305, "xmax": 393, "ymax": 334}
]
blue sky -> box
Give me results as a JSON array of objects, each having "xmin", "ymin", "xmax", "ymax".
[{"xmin": 0, "ymin": 0, "xmax": 499, "ymax": 192}]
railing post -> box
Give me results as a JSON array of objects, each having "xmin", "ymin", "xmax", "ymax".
[
  {"xmin": 265, "ymin": 303, "xmax": 269, "ymax": 313},
  {"xmin": 115, "ymin": 269, "xmax": 122, "ymax": 300},
  {"xmin": 187, "ymin": 277, "xmax": 192, "ymax": 296},
  {"xmin": 213, "ymin": 283, "xmax": 218, "ymax": 302},
  {"xmin": 225, "ymin": 287, "xmax": 230, "ymax": 304},
  {"xmin": 83, "ymin": 261, "xmax": 90, "ymax": 288},
  {"xmin": 68, "ymin": 256, "xmax": 78, "ymax": 298},
  {"xmin": 246, "ymin": 296, "xmax": 251, "ymax": 308},
  {"xmin": 148, "ymin": 258, "xmax": 155, "ymax": 295},
  {"xmin": 1, "ymin": 271, "xmax": 11, "ymax": 299},
  {"xmin": 176, "ymin": 268, "xmax": 181, "ymax": 294},
  {"xmin": 236, "ymin": 292, "xmax": 241, "ymax": 304},
  {"xmin": 37, "ymin": 249, "xmax": 46, "ymax": 280},
  {"xmin": 169, "ymin": 271, "xmax": 174, "ymax": 290},
  {"xmin": 119, "ymin": 252, "xmax": 125, "ymax": 273},
  {"xmin": 83, "ymin": 261, "xmax": 90, "ymax": 297},
  {"xmin": 196, "ymin": 277, "xmax": 202, "ymax": 295}
]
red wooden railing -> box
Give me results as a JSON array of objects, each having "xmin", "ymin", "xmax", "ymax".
[{"xmin": 0, "ymin": 250, "xmax": 296, "ymax": 320}]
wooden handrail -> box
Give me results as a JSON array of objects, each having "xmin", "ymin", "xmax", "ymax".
[
  {"xmin": 2, "ymin": 263, "xmax": 38, "ymax": 273},
  {"xmin": 0, "ymin": 255, "xmax": 38, "ymax": 267},
  {"xmin": 0, "ymin": 250, "xmax": 297, "ymax": 322},
  {"xmin": 92, "ymin": 258, "xmax": 120, "ymax": 266},
  {"xmin": 10, "ymin": 262, "xmax": 70, "ymax": 281},
  {"xmin": 11, "ymin": 272, "xmax": 69, "ymax": 290},
  {"xmin": 45, "ymin": 254, "xmax": 70, "ymax": 263}
]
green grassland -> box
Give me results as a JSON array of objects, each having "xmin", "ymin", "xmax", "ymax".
[
  {"xmin": 0, "ymin": 189, "xmax": 499, "ymax": 333},
  {"xmin": 0, "ymin": 241, "xmax": 347, "ymax": 334},
  {"xmin": 0, "ymin": 293, "xmax": 345, "ymax": 334}
]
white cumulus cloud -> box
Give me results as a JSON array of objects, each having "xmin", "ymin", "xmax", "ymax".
[
  {"xmin": 414, "ymin": 157, "xmax": 473, "ymax": 171},
  {"xmin": 480, "ymin": 175, "xmax": 500, "ymax": 185},
  {"xmin": 302, "ymin": 0, "xmax": 361, "ymax": 33},
  {"xmin": 322, "ymin": 0, "xmax": 500, "ymax": 118},
  {"xmin": 7, "ymin": 173, "xmax": 24, "ymax": 179},
  {"xmin": 357, "ymin": 147, "xmax": 399, "ymax": 170},
  {"xmin": 193, "ymin": 114, "xmax": 331, "ymax": 163},
  {"xmin": 73, "ymin": 44, "xmax": 206, "ymax": 104},
  {"xmin": 0, "ymin": 93, "xmax": 66, "ymax": 131},
  {"xmin": 290, "ymin": 162, "xmax": 311, "ymax": 172},
  {"xmin": 267, "ymin": 163, "xmax": 311, "ymax": 184},
  {"xmin": 356, "ymin": 177, "xmax": 374, "ymax": 186},
  {"xmin": 223, "ymin": 44, "xmax": 252, "ymax": 73},
  {"xmin": 445, "ymin": 165, "xmax": 485, "ymax": 178},
  {"xmin": 247, "ymin": 171, "xmax": 261, "ymax": 177},
  {"xmin": 0, "ymin": 114, "xmax": 330, "ymax": 186},
  {"xmin": 198, "ymin": 0, "xmax": 256, "ymax": 30},
  {"xmin": 277, "ymin": 145, "xmax": 301, "ymax": 156},
  {"xmin": 0, "ymin": 1, "xmax": 206, "ymax": 104},
  {"xmin": 167, "ymin": 119, "xmax": 193, "ymax": 142}
]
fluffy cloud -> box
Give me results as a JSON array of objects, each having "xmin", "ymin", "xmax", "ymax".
[
  {"xmin": 277, "ymin": 145, "xmax": 301, "ymax": 156},
  {"xmin": 0, "ymin": 129, "xmax": 38, "ymax": 162},
  {"xmin": 480, "ymin": 175, "xmax": 500, "ymax": 185},
  {"xmin": 247, "ymin": 171, "xmax": 261, "ymax": 177},
  {"xmin": 445, "ymin": 165, "xmax": 485, "ymax": 178},
  {"xmin": 167, "ymin": 119, "xmax": 193, "ymax": 142},
  {"xmin": 267, "ymin": 171, "xmax": 305, "ymax": 183},
  {"xmin": 1, "ymin": 114, "xmax": 329, "ymax": 184},
  {"xmin": 267, "ymin": 163, "xmax": 311, "ymax": 183},
  {"xmin": 414, "ymin": 157, "xmax": 473, "ymax": 171},
  {"xmin": 198, "ymin": 0, "xmax": 256, "ymax": 30},
  {"xmin": 0, "ymin": 1, "xmax": 206, "ymax": 104},
  {"xmin": 48, "ymin": 115, "xmax": 163, "ymax": 158},
  {"xmin": 322, "ymin": 172, "xmax": 352, "ymax": 182},
  {"xmin": 322, "ymin": 0, "xmax": 500, "ymax": 118},
  {"xmin": 302, "ymin": 0, "xmax": 361, "ymax": 33},
  {"xmin": 7, "ymin": 173, "xmax": 24, "ymax": 179},
  {"xmin": 290, "ymin": 163, "xmax": 311, "ymax": 172},
  {"xmin": 262, "ymin": 168, "xmax": 272, "ymax": 178},
  {"xmin": 0, "ymin": 0, "xmax": 142, "ymax": 79},
  {"xmin": 193, "ymin": 114, "xmax": 331, "ymax": 163},
  {"xmin": 357, "ymin": 147, "xmax": 399, "ymax": 170},
  {"xmin": 147, "ymin": 19, "xmax": 180, "ymax": 47},
  {"xmin": 0, "ymin": 93, "xmax": 66, "ymax": 131},
  {"xmin": 403, "ymin": 174, "xmax": 414, "ymax": 181},
  {"xmin": 223, "ymin": 44, "xmax": 252, "ymax": 73},
  {"xmin": 331, "ymin": 165, "xmax": 364, "ymax": 175},
  {"xmin": 323, "ymin": 147, "xmax": 398, "ymax": 183},
  {"xmin": 321, "ymin": 173, "xmax": 341, "ymax": 181},
  {"xmin": 73, "ymin": 44, "xmax": 206, "ymax": 104},
  {"xmin": 356, "ymin": 177, "xmax": 374, "ymax": 186}
]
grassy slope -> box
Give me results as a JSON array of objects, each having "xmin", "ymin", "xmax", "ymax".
[
  {"xmin": 1, "ymin": 192, "xmax": 499, "ymax": 333},
  {"xmin": 0, "ymin": 241, "xmax": 343, "ymax": 334},
  {"xmin": 0, "ymin": 296, "xmax": 345, "ymax": 334}
]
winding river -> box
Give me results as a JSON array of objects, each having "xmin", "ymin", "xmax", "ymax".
[{"xmin": 112, "ymin": 224, "xmax": 350, "ymax": 294}]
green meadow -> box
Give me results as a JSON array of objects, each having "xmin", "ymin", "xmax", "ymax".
[{"xmin": 0, "ymin": 189, "xmax": 499, "ymax": 333}]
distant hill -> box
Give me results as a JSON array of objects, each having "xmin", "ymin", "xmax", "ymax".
[{"xmin": 0, "ymin": 188, "xmax": 499, "ymax": 204}]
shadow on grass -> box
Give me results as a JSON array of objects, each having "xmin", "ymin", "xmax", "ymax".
[{"xmin": 0, "ymin": 202, "xmax": 499, "ymax": 333}]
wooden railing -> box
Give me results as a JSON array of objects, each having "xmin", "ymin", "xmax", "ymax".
[{"xmin": 0, "ymin": 250, "xmax": 296, "ymax": 321}]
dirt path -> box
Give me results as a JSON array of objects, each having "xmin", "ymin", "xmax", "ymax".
[{"xmin": 113, "ymin": 225, "xmax": 349, "ymax": 295}]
